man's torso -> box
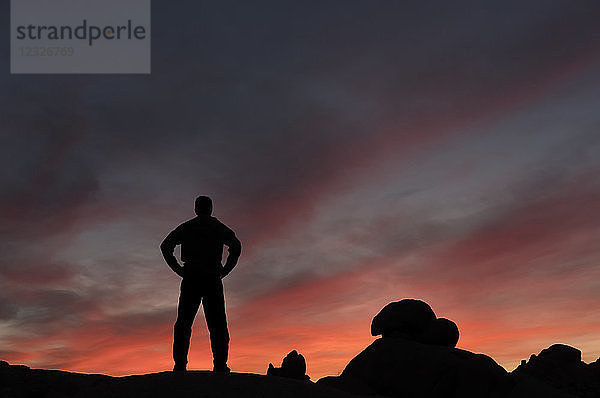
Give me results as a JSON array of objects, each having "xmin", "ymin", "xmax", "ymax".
[{"xmin": 174, "ymin": 216, "xmax": 232, "ymax": 275}]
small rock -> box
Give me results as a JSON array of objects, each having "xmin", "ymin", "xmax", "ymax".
[{"xmin": 267, "ymin": 350, "xmax": 310, "ymax": 380}]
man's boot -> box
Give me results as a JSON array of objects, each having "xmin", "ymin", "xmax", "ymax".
[
  {"xmin": 173, "ymin": 362, "xmax": 187, "ymax": 372},
  {"xmin": 213, "ymin": 362, "xmax": 230, "ymax": 373}
]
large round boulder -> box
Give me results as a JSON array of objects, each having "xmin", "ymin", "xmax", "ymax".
[
  {"xmin": 371, "ymin": 299, "xmax": 436, "ymax": 339},
  {"xmin": 421, "ymin": 317, "xmax": 460, "ymax": 348}
]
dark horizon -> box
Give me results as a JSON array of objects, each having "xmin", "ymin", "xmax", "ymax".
[{"xmin": 1, "ymin": 1, "xmax": 600, "ymax": 379}]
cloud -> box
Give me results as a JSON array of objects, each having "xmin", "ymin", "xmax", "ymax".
[{"xmin": 0, "ymin": 261, "xmax": 76, "ymax": 286}]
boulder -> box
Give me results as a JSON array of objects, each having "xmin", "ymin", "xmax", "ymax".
[
  {"xmin": 512, "ymin": 344, "xmax": 600, "ymax": 398},
  {"xmin": 319, "ymin": 300, "xmax": 587, "ymax": 398},
  {"xmin": 319, "ymin": 337, "xmax": 508, "ymax": 398},
  {"xmin": 513, "ymin": 344, "xmax": 582, "ymax": 381},
  {"xmin": 421, "ymin": 317, "xmax": 460, "ymax": 348},
  {"xmin": 267, "ymin": 350, "xmax": 310, "ymax": 381},
  {"xmin": 538, "ymin": 344, "xmax": 582, "ymax": 364},
  {"xmin": 371, "ymin": 299, "xmax": 436, "ymax": 339}
]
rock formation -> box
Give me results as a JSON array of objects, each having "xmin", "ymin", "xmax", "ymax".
[
  {"xmin": 318, "ymin": 298, "xmax": 585, "ymax": 398},
  {"xmin": 421, "ymin": 317, "xmax": 460, "ymax": 348},
  {"xmin": 320, "ymin": 337, "xmax": 508, "ymax": 397},
  {"xmin": 370, "ymin": 299, "xmax": 460, "ymax": 348},
  {"xmin": 371, "ymin": 299, "xmax": 436, "ymax": 340},
  {"xmin": 513, "ymin": 344, "xmax": 600, "ymax": 398},
  {"xmin": 267, "ymin": 350, "xmax": 310, "ymax": 380}
]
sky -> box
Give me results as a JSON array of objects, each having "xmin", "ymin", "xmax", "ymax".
[{"xmin": 1, "ymin": 0, "xmax": 600, "ymax": 380}]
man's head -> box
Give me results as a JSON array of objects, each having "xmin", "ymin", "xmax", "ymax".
[{"xmin": 195, "ymin": 195, "xmax": 213, "ymax": 216}]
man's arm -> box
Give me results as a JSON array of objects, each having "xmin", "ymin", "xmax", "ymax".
[
  {"xmin": 160, "ymin": 229, "xmax": 184, "ymax": 278},
  {"xmin": 221, "ymin": 231, "xmax": 241, "ymax": 278}
]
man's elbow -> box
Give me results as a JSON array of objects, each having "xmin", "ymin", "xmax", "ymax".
[
  {"xmin": 230, "ymin": 238, "xmax": 242, "ymax": 258},
  {"xmin": 160, "ymin": 240, "xmax": 172, "ymax": 256}
]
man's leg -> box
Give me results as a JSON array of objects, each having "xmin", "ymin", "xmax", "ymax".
[
  {"xmin": 202, "ymin": 278, "xmax": 230, "ymax": 371},
  {"xmin": 173, "ymin": 279, "xmax": 202, "ymax": 371}
]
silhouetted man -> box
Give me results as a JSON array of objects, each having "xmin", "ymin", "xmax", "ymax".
[{"xmin": 161, "ymin": 196, "xmax": 241, "ymax": 372}]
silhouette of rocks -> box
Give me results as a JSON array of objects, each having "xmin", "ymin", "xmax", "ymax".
[
  {"xmin": 0, "ymin": 361, "xmax": 362, "ymax": 398},
  {"xmin": 3, "ymin": 298, "xmax": 598, "ymax": 398},
  {"xmin": 319, "ymin": 337, "xmax": 508, "ymax": 397},
  {"xmin": 513, "ymin": 344, "xmax": 600, "ymax": 398},
  {"xmin": 421, "ymin": 317, "xmax": 460, "ymax": 348},
  {"xmin": 371, "ymin": 299, "xmax": 436, "ymax": 339},
  {"xmin": 540, "ymin": 344, "xmax": 581, "ymax": 363},
  {"xmin": 267, "ymin": 350, "xmax": 310, "ymax": 381},
  {"xmin": 370, "ymin": 299, "xmax": 460, "ymax": 348},
  {"xmin": 320, "ymin": 299, "xmax": 583, "ymax": 397}
]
